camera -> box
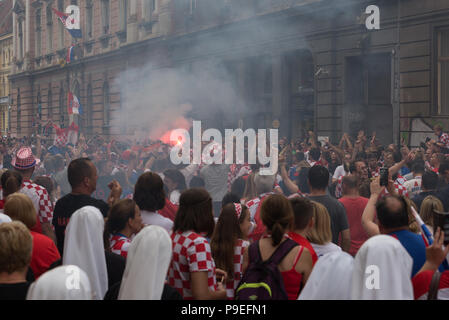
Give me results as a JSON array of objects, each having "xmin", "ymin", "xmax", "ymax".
[
  {"xmin": 433, "ymin": 210, "xmax": 449, "ymax": 245},
  {"xmin": 380, "ymin": 167, "xmax": 389, "ymax": 187}
]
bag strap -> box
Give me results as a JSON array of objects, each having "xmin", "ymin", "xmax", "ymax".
[
  {"xmin": 268, "ymin": 239, "xmax": 298, "ymax": 265},
  {"xmin": 248, "ymin": 241, "xmax": 262, "ymax": 264},
  {"xmin": 427, "ymin": 271, "xmax": 442, "ymax": 300}
]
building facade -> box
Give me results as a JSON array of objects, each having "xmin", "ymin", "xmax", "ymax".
[
  {"xmin": 8, "ymin": 0, "xmax": 449, "ymax": 146},
  {"xmin": 0, "ymin": 0, "xmax": 13, "ymax": 135}
]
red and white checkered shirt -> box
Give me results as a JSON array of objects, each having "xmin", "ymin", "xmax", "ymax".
[
  {"xmin": 380, "ymin": 180, "xmax": 409, "ymax": 198},
  {"xmin": 439, "ymin": 132, "xmax": 449, "ymax": 149},
  {"xmin": 110, "ymin": 234, "xmax": 131, "ymax": 258},
  {"xmin": 335, "ymin": 175, "xmax": 343, "ymax": 199},
  {"xmin": 371, "ymin": 167, "xmax": 380, "ymax": 178},
  {"xmin": 20, "ymin": 180, "xmax": 54, "ymax": 224},
  {"xmin": 167, "ymin": 231, "xmax": 217, "ymax": 300},
  {"xmin": 226, "ymin": 239, "xmax": 250, "ymax": 300}
]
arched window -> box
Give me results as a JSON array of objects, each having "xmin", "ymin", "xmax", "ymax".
[{"xmin": 58, "ymin": 0, "xmax": 65, "ymax": 49}]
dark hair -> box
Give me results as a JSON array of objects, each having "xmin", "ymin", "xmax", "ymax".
[
  {"xmin": 163, "ymin": 169, "xmax": 187, "ymax": 192},
  {"xmin": 309, "ymin": 148, "xmax": 321, "ymax": 161},
  {"xmin": 173, "ymin": 188, "xmax": 215, "ymax": 237},
  {"xmin": 222, "ymin": 193, "xmax": 241, "ymax": 208},
  {"xmin": 295, "ymin": 152, "xmax": 305, "ymax": 162},
  {"xmin": 411, "ymin": 161, "xmax": 425, "ymax": 174},
  {"xmin": 342, "ymin": 175, "xmax": 358, "ymax": 190},
  {"xmin": 231, "ymin": 177, "xmax": 246, "ymax": 200},
  {"xmin": 376, "ymin": 195, "xmax": 409, "ymax": 229},
  {"xmin": 422, "ymin": 171, "xmax": 439, "ymax": 191},
  {"xmin": 438, "ymin": 160, "xmax": 449, "ymax": 175},
  {"xmin": 308, "ymin": 165, "xmax": 329, "ymax": 190},
  {"xmin": 134, "ymin": 172, "xmax": 166, "ymax": 212},
  {"xmin": 260, "ymin": 194, "xmax": 294, "ymax": 246},
  {"xmin": 104, "ymin": 199, "xmax": 137, "ymax": 251},
  {"xmin": 210, "ymin": 203, "xmax": 248, "ymax": 279},
  {"xmin": 1, "ymin": 170, "xmax": 23, "ymax": 198},
  {"xmin": 290, "ymin": 197, "xmax": 314, "ymax": 231},
  {"xmin": 189, "ymin": 176, "xmax": 205, "ymax": 188},
  {"xmin": 67, "ymin": 158, "xmax": 94, "ymax": 188},
  {"xmin": 53, "ymin": 154, "xmax": 65, "ymax": 170},
  {"xmin": 34, "ymin": 176, "xmax": 54, "ymax": 195}
]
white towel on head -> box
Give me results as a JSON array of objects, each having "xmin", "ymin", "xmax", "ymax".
[{"xmin": 63, "ymin": 206, "xmax": 108, "ymax": 300}]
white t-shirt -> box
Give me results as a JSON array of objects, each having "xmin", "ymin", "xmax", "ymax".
[
  {"xmin": 403, "ymin": 176, "xmax": 422, "ymax": 198},
  {"xmin": 140, "ymin": 210, "xmax": 173, "ymax": 234},
  {"xmin": 332, "ymin": 164, "xmax": 348, "ymax": 180},
  {"xmin": 311, "ymin": 242, "xmax": 342, "ymax": 259},
  {"xmin": 169, "ymin": 190, "xmax": 181, "ymax": 206}
]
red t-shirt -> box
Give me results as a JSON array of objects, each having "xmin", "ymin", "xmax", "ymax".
[
  {"xmin": 287, "ymin": 231, "xmax": 318, "ymax": 265},
  {"xmin": 412, "ymin": 270, "xmax": 449, "ymax": 300},
  {"xmin": 338, "ymin": 196, "xmax": 370, "ymax": 256},
  {"xmin": 30, "ymin": 231, "xmax": 61, "ymax": 279}
]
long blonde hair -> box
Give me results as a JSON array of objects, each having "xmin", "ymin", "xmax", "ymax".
[
  {"xmin": 420, "ymin": 196, "xmax": 444, "ymax": 227},
  {"xmin": 307, "ymin": 201, "xmax": 332, "ymax": 245}
]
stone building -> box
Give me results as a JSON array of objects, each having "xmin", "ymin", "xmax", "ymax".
[
  {"xmin": 8, "ymin": 0, "xmax": 449, "ymax": 146},
  {"xmin": 0, "ymin": 0, "xmax": 13, "ymax": 135}
]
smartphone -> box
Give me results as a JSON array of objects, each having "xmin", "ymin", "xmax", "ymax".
[
  {"xmin": 380, "ymin": 167, "xmax": 389, "ymax": 187},
  {"xmin": 433, "ymin": 210, "xmax": 449, "ymax": 245}
]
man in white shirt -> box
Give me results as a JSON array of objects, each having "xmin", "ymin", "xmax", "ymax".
[{"xmin": 403, "ymin": 161, "xmax": 424, "ymax": 198}]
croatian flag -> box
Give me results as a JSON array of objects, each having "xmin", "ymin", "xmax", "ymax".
[
  {"xmin": 67, "ymin": 92, "xmax": 82, "ymax": 115},
  {"xmin": 52, "ymin": 8, "xmax": 82, "ymax": 38},
  {"xmin": 66, "ymin": 45, "xmax": 75, "ymax": 64}
]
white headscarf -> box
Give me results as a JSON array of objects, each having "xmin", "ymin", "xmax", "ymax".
[
  {"xmin": 118, "ymin": 225, "xmax": 172, "ymax": 300},
  {"xmin": 26, "ymin": 265, "xmax": 93, "ymax": 300},
  {"xmin": 298, "ymin": 251, "xmax": 354, "ymax": 300},
  {"xmin": 351, "ymin": 235, "xmax": 414, "ymax": 300},
  {"xmin": 0, "ymin": 213, "xmax": 11, "ymax": 224},
  {"xmin": 63, "ymin": 206, "xmax": 108, "ymax": 300}
]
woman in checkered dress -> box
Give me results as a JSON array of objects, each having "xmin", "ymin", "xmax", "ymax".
[
  {"xmin": 210, "ymin": 203, "xmax": 252, "ymax": 300},
  {"xmin": 167, "ymin": 188, "xmax": 227, "ymax": 300},
  {"xmin": 103, "ymin": 199, "xmax": 144, "ymax": 259}
]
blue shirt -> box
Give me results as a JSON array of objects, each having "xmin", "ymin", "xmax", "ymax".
[{"xmin": 389, "ymin": 229, "xmax": 426, "ymax": 277}]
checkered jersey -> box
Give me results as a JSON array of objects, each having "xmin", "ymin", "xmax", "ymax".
[
  {"xmin": 110, "ymin": 234, "xmax": 131, "ymax": 258},
  {"xmin": 335, "ymin": 175, "xmax": 343, "ymax": 199},
  {"xmin": 245, "ymin": 197, "xmax": 261, "ymax": 222},
  {"xmin": 371, "ymin": 167, "xmax": 380, "ymax": 178},
  {"xmin": 380, "ymin": 180, "xmax": 409, "ymax": 198},
  {"xmin": 167, "ymin": 231, "xmax": 217, "ymax": 300},
  {"xmin": 20, "ymin": 180, "xmax": 54, "ymax": 224},
  {"xmin": 226, "ymin": 239, "xmax": 250, "ymax": 300},
  {"xmin": 439, "ymin": 132, "xmax": 449, "ymax": 149}
]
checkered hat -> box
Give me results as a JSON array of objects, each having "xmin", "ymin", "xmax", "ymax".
[{"xmin": 11, "ymin": 147, "xmax": 40, "ymax": 170}]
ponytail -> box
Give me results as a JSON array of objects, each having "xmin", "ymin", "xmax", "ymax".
[{"xmin": 271, "ymin": 222, "xmax": 284, "ymax": 247}]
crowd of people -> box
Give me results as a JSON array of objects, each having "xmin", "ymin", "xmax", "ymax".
[{"xmin": 1, "ymin": 123, "xmax": 449, "ymax": 300}]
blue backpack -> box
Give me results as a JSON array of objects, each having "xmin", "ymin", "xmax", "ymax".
[{"xmin": 235, "ymin": 239, "xmax": 298, "ymax": 300}]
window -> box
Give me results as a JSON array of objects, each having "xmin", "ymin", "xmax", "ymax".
[
  {"xmin": 101, "ymin": 0, "xmax": 110, "ymax": 35},
  {"xmin": 86, "ymin": 0, "xmax": 93, "ymax": 38},
  {"xmin": 59, "ymin": 85, "xmax": 66, "ymax": 127},
  {"xmin": 18, "ymin": 20, "xmax": 23, "ymax": 60},
  {"xmin": 438, "ymin": 29, "xmax": 449, "ymax": 115},
  {"xmin": 190, "ymin": 0, "xmax": 197, "ymax": 15},
  {"xmin": 58, "ymin": 0, "xmax": 65, "ymax": 48},
  {"xmin": 86, "ymin": 83, "xmax": 93, "ymax": 132},
  {"xmin": 17, "ymin": 89, "xmax": 21, "ymax": 134},
  {"xmin": 103, "ymin": 81, "xmax": 110, "ymax": 126},
  {"xmin": 144, "ymin": 0, "xmax": 156, "ymax": 20},
  {"xmin": 46, "ymin": 5, "xmax": 53, "ymax": 53},
  {"xmin": 119, "ymin": 0, "xmax": 128, "ymax": 31},
  {"xmin": 36, "ymin": 9, "xmax": 42, "ymax": 57},
  {"xmin": 47, "ymin": 88, "xmax": 52, "ymax": 121}
]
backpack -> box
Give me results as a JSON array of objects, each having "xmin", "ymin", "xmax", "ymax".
[{"xmin": 235, "ymin": 239, "xmax": 298, "ymax": 300}]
